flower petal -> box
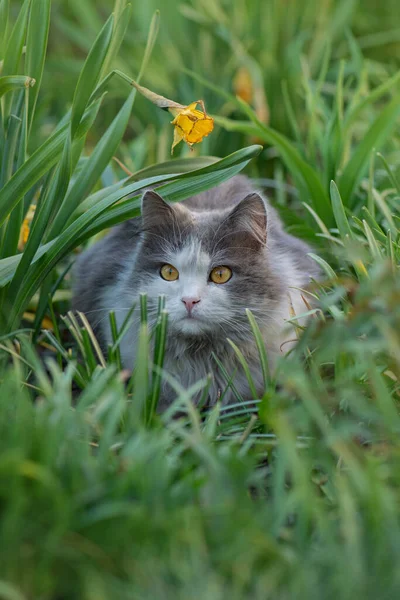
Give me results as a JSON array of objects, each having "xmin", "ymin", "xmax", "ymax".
[{"xmin": 170, "ymin": 100, "xmax": 214, "ymax": 152}]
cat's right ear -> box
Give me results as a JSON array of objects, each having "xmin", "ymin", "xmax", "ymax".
[{"xmin": 141, "ymin": 190, "xmax": 174, "ymax": 229}]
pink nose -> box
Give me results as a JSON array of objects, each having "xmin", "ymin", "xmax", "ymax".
[{"xmin": 182, "ymin": 296, "xmax": 201, "ymax": 315}]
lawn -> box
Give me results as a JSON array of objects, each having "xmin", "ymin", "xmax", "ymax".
[{"xmin": 1, "ymin": 0, "xmax": 400, "ymax": 598}]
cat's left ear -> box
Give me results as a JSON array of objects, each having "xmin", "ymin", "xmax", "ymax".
[
  {"xmin": 141, "ymin": 190, "xmax": 174, "ymax": 229},
  {"xmin": 227, "ymin": 193, "xmax": 267, "ymax": 245},
  {"xmin": 141, "ymin": 189, "xmax": 192, "ymax": 231}
]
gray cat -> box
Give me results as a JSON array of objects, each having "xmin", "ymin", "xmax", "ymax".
[{"xmin": 72, "ymin": 175, "xmax": 319, "ymax": 408}]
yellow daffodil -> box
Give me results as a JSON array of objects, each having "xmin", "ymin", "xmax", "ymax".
[
  {"xmin": 18, "ymin": 204, "xmax": 36, "ymax": 251},
  {"xmin": 130, "ymin": 80, "xmax": 214, "ymax": 153},
  {"xmin": 169, "ymin": 101, "xmax": 214, "ymax": 152}
]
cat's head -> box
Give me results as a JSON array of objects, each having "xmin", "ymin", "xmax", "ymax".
[{"xmin": 132, "ymin": 188, "xmax": 283, "ymax": 341}]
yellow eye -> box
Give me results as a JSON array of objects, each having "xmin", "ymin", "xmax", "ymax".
[
  {"xmin": 160, "ymin": 264, "xmax": 179, "ymax": 281},
  {"xmin": 210, "ymin": 266, "xmax": 232, "ymax": 284}
]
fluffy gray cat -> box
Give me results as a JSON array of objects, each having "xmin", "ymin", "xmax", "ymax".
[{"xmin": 72, "ymin": 175, "xmax": 319, "ymax": 408}]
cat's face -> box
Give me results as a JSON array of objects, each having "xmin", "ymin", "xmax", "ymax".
[{"xmin": 132, "ymin": 190, "xmax": 283, "ymax": 341}]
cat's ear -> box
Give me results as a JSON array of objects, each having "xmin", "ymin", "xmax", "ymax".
[
  {"xmin": 227, "ymin": 193, "xmax": 267, "ymax": 245},
  {"xmin": 141, "ymin": 190, "xmax": 174, "ymax": 229},
  {"xmin": 141, "ymin": 189, "xmax": 192, "ymax": 233}
]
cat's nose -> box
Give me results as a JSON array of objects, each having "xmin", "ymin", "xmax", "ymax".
[{"xmin": 181, "ymin": 296, "xmax": 201, "ymax": 315}]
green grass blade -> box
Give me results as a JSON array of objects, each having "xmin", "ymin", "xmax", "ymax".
[
  {"xmin": 149, "ymin": 308, "xmax": 168, "ymax": 421},
  {"xmin": 237, "ymin": 97, "xmax": 333, "ymax": 225},
  {"xmin": 362, "ymin": 220, "xmax": 382, "ymax": 259},
  {"xmin": 86, "ymin": 149, "xmax": 261, "ymax": 236},
  {"xmin": 100, "ymin": 2, "xmax": 133, "ymax": 78},
  {"xmin": 49, "ymin": 89, "xmax": 136, "ymax": 238},
  {"xmin": 70, "ymin": 14, "xmax": 114, "ymax": 137},
  {"xmin": 345, "ymin": 69, "xmax": 400, "ymax": 127},
  {"xmin": 330, "ymin": 180, "xmax": 353, "ymax": 239},
  {"xmin": 131, "ymin": 323, "xmax": 149, "ymax": 425},
  {"xmin": 227, "ymin": 338, "xmax": 258, "ymax": 399},
  {"xmin": 376, "ymin": 152, "xmax": 400, "ymax": 195},
  {"xmin": 1, "ymin": 0, "xmax": 30, "ymax": 118},
  {"xmin": 0, "ymin": 114, "xmax": 21, "ymax": 190},
  {"xmin": 245, "ymin": 309, "xmax": 270, "ymax": 389},
  {"xmin": 136, "ymin": 10, "xmax": 160, "ymax": 84},
  {"xmin": 1, "ymin": 109, "xmax": 26, "ymax": 259},
  {"xmin": 0, "ymin": 76, "xmax": 35, "ymax": 98},
  {"xmin": 108, "ymin": 311, "xmax": 122, "ymax": 370},
  {"xmin": 0, "ymin": 0, "xmax": 10, "ymax": 57},
  {"xmin": 211, "ymin": 351, "xmax": 242, "ymax": 404},
  {"xmin": 0, "ymin": 98, "xmax": 102, "ymax": 228},
  {"xmin": 339, "ymin": 94, "xmax": 400, "ymax": 204},
  {"xmin": 307, "ymin": 253, "xmax": 337, "ymax": 279},
  {"xmin": 24, "ymin": 0, "xmax": 51, "ymax": 130}
]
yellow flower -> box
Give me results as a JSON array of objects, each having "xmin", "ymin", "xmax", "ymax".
[
  {"xmin": 130, "ymin": 80, "xmax": 214, "ymax": 153},
  {"xmin": 170, "ymin": 101, "xmax": 214, "ymax": 152},
  {"xmin": 18, "ymin": 204, "xmax": 36, "ymax": 251}
]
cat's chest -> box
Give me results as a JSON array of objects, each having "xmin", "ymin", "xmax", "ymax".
[
  {"xmin": 161, "ymin": 341, "xmax": 265, "ymax": 407},
  {"xmin": 163, "ymin": 350, "xmax": 215, "ymax": 394}
]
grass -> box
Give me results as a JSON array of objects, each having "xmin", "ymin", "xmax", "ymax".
[{"xmin": 1, "ymin": 0, "xmax": 400, "ymax": 597}]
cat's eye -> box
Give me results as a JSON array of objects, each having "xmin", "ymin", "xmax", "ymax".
[
  {"xmin": 209, "ymin": 266, "xmax": 232, "ymax": 284},
  {"xmin": 160, "ymin": 264, "xmax": 179, "ymax": 281}
]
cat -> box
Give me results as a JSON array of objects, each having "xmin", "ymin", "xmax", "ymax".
[{"xmin": 72, "ymin": 175, "xmax": 319, "ymax": 409}]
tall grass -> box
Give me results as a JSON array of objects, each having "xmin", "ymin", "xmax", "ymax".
[{"xmin": 1, "ymin": 0, "xmax": 400, "ymax": 598}]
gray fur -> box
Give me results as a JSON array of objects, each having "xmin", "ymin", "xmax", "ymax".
[{"xmin": 72, "ymin": 175, "xmax": 319, "ymax": 408}]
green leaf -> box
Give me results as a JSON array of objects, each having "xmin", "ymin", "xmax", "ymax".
[
  {"xmin": 49, "ymin": 89, "xmax": 136, "ymax": 238},
  {"xmin": 131, "ymin": 323, "xmax": 150, "ymax": 425},
  {"xmin": 227, "ymin": 338, "xmax": 258, "ymax": 399},
  {"xmin": 84, "ymin": 153, "xmax": 259, "ymax": 237},
  {"xmin": 0, "ymin": 98, "xmax": 103, "ymax": 228},
  {"xmin": 100, "ymin": 3, "xmax": 133, "ymax": 78},
  {"xmin": 2, "ymin": 0, "xmax": 29, "ymax": 75},
  {"xmin": 330, "ymin": 180, "xmax": 353, "ymax": 239},
  {"xmin": 25, "ymin": 0, "xmax": 51, "ymax": 128},
  {"xmin": 339, "ymin": 93, "xmax": 400, "ymax": 204},
  {"xmin": 246, "ymin": 309, "xmax": 270, "ymax": 389},
  {"xmin": 7, "ymin": 137, "xmax": 72, "ymax": 304},
  {"xmin": 149, "ymin": 306, "xmax": 168, "ymax": 421},
  {"xmin": 136, "ymin": 10, "xmax": 160, "ymax": 84},
  {"xmin": 70, "ymin": 14, "xmax": 114, "ymax": 137},
  {"xmin": 0, "ymin": 76, "xmax": 35, "ymax": 98},
  {"xmin": 236, "ymin": 97, "xmax": 333, "ymax": 226},
  {"xmin": 308, "ymin": 253, "xmax": 337, "ymax": 279},
  {"xmin": 345, "ymin": 69, "xmax": 400, "ymax": 127},
  {"xmin": 363, "ymin": 220, "xmax": 382, "ymax": 259},
  {"xmin": 0, "ymin": 0, "xmax": 10, "ymax": 57},
  {"xmin": 0, "ymin": 115, "xmax": 21, "ymax": 190},
  {"xmin": 216, "ymin": 114, "xmax": 333, "ymax": 226},
  {"xmin": 376, "ymin": 152, "xmax": 400, "ymax": 195}
]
